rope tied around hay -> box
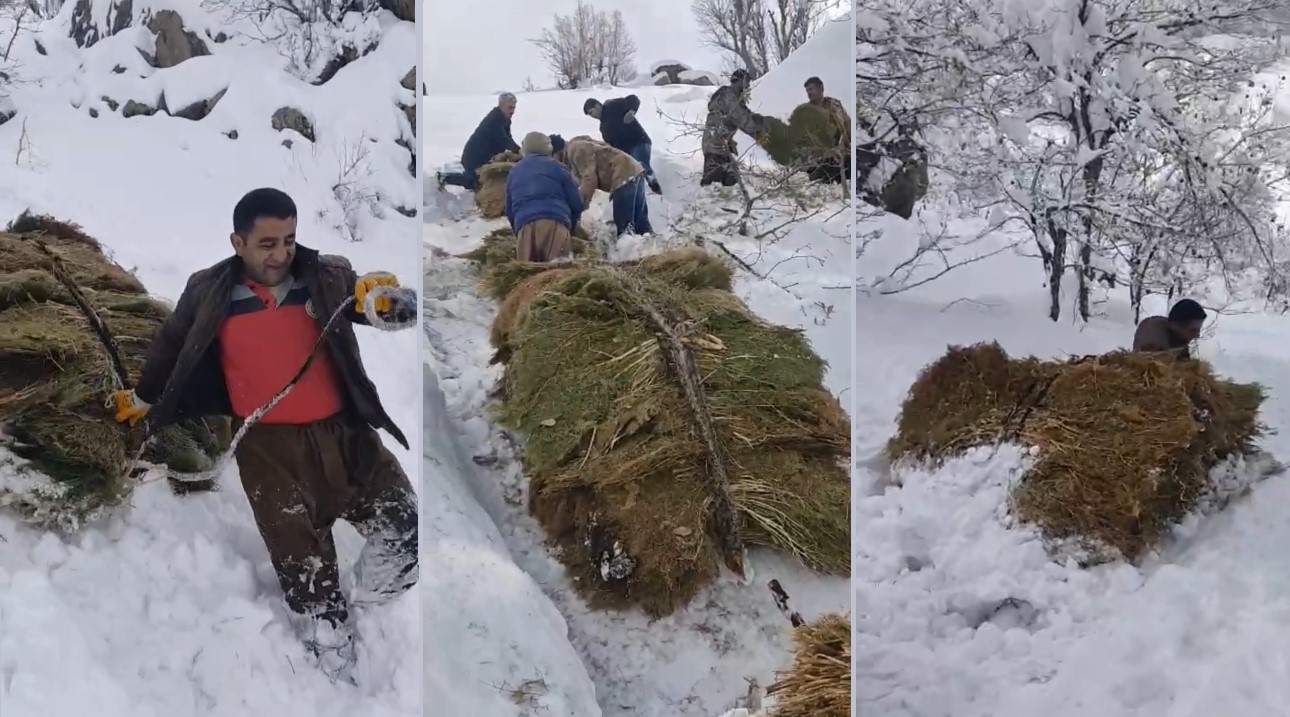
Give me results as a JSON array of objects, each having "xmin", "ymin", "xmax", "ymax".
[
  {"xmin": 34, "ymin": 239, "xmax": 130, "ymax": 390},
  {"xmin": 610, "ymin": 266, "xmax": 747, "ymax": 576}
]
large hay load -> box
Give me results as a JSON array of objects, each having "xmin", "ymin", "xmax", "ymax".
[
  {"xmin": 0, "ymin": 214, "xmax": 229, "ymax": 528},
  {"xmin": 469, "ymin": 231, "xmax": 850, "ymax": 617},
  {"xmin": 770, "ymin": 613, "xmax": 850, "ymax": 717},
  {"xmin": 761, "ymin": 103, "xmax": 840, "ymax": 169},
  {"xmin": 888, "ymin": 342, "xmax": 1265, "ymax": 562},
  {"xmin": 474, "ymin": 150, "xmax": 523, "ymax": 219}
]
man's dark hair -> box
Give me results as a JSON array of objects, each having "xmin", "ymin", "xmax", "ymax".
[
  {"xmin": 1168, "ymin": 298, "xmax": 1207, "ymax": 324},
  {"xmin": 730, "ymin": 69, "xmax": 749, "ymax": 83},
  {"xmin": 583, "ymin": 98, "xmax": 600, "ymax": 115},
  {"xmin": 804, "ymin": 76, "xmax": 823, "ymax": 89},
  {"xmin": 233, "ymin": 188, "xmax": 297, "ymax": 236}
]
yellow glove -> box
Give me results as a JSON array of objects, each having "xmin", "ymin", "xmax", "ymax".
[
  {"xmin": 113, "ymin": 389, "xmax": 150, "ymax": 427},
  {"xmin": 355, "ymin": 272, "xmax": 399, "ymax": 315}
]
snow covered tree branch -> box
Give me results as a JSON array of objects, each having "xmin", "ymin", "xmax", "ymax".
[{"xmin": 692, "ymin": 0, "xmax": 831, "ymax": 78}]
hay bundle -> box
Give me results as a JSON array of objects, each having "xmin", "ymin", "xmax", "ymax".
[
  {"xmin": 458, "ymin": 227, "xmax": 599, "ymax": 299},
  {"xmin": 0, "ymin": 214, "xmax": 229, "ymax": 527},
  {"xmin": 474, "ymin": 150, "xmax": 523, "ymax": 219},
  {"xmin": 761, "ymin": 103, "xmax": 838, "ymax": 168},
  {"xmin": 770, "ymin": 613, "xmax": 850, "ymax": 717},
  {"xmin": 888, "ymin": 342, "xmax": 1265, "ymax": 561},
  {"xmin": 481, "ymin": 244, "xmax": 849, "ymax": 616}
]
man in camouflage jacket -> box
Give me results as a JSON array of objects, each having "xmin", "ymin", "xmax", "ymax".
[{"xmin": 701, "ymin": 69, "xmax": 769, "ymax": 187}]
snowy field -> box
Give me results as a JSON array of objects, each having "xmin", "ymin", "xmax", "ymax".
[
  {"xmin": 856, "ymin": 205, "xmax": 1290, "ymax": 715},
  {"xmin": 0, "ymin": 2, "xmax": 421, "ymax": 715},
  {"xmin": 421, "ymin": 16, "xmax": 853, "ymax": 717}
]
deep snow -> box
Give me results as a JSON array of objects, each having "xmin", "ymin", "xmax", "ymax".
[
  {"xmin": 855, "ymin": 203, "xmax": 1290, "ymax": 716},
  {"xmin": 421, "ymin": 16, "xmax": 853, "ymax": 717},
  {"xmin": 0, "ymin": 2, "xmax": 421, "ymax": 715}
]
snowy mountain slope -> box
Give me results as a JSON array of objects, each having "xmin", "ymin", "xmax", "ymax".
[
  {"xmin": 855, "ymin": 161, "xmax": 1290, "ymax": 716},
  {"xmin": 421, "ymin": 18, "xmax": 852, "ymax": 717},
  {"xmin": 0, "ymin": 3, "xmax": 421, "ymax": 716}
]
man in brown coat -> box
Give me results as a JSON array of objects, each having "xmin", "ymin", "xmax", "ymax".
[
  {"xmin": 556, "ymin": 135, "xmax": 654, "ymax": 237},
  {"xmin": 804, "ymin": 76, "xmax": 851, "ymax": 184},
  {"xmin": 111, "ymin": 188, "xmax": 417, "ymax": 681},
  {"xmin": 1132, "ymin": 298, "xmax": 1207, "ymax": 360}
]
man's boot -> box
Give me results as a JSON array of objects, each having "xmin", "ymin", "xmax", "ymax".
[
  {"xmin": 291, "ymin": 613, "xmax": 359, "ymax": 686},
  {"xmin": 647, "ymin": 173, "xmax": 662, "ymax": 195}
]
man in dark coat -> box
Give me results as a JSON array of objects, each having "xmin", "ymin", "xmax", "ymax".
[
  {"xmin": 583, "ymin": 95, "xmax": 662, "ymax": 195},
  {"xmin": 437, "ymin": 92, "xmax": 521, "ymax": 191},
  {"xmin": 1132, "ymin": 298, "xmax": 1207, "ymax": 360},
  {"xmin": 506, "ymin": 132, "xmax": 584, "ymax": 262},
  {"xmin": 111, "ymin": 188, "xmax": 418, "ymax": 682},
  {"xmin": 701, "ymin": 69, "xmax": 769, "ymax": 187}
]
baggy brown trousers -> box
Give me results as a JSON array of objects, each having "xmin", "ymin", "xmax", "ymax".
[
  {"xmin": 233, "ymin": 414, "xmax": 418, "ymax": 627},
  {"xmin": 516, "ymin": 218, "xmax": 574, "ymax": 263}
]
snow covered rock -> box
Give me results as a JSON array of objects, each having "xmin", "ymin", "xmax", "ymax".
[
  {"xmin": 144, "ymin": 9, "xmax": 209, "ymax": 68},
  {"xmin": 271, "ymin": 106, "xmax": 316, "ymax": 142},
  {"xmin": 69, "ymin": 0, "xmax": 133, "ymax": 48},
  {"xmin": 650, "ymin": 61, "xmax": 719, "ymax": 86}
]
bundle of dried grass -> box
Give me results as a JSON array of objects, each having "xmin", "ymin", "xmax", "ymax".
[
  {"xmin": 474, "ymin": 150, "xmax": 523, "ymax": 219},
  {"xmin": 457, "ymin": 227, "xmax": 598, "ymax": 300},
  {"xmin": 761, "ymin": 103, "xmax": 839, "ymax": 169},
  {"xmin": 888, "ymin": 342, "xmax": 1265, "ymax": 561},
  {"xmin": 469, "ymin": 242, "xmax": 850, "ymax": 616},
  {"xmin": 770, "ymin": 613, "xmax": 850, "ymax": 717},
  {"xmin": 0, "ymin": 213, "xmax": 229, "ymax": 528}
]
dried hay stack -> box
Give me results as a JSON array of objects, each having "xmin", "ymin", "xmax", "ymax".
[
  {"xmin": 474, "ymin": 150, "xmax": 523, "ymax": 219},
  {"xmin": 888, "ymin": 342, "xmax": 1265, "ymax": 561},
  {"xmin": 0, "ymin": 213, "xmax": 229, "ymax": 529},
  {"xmin": 761, "ymin": 103, "xmax": 838, "ymax": 169},
  {"xmin": 467, "ymin": 232, "xmax": 850, "ymax": 616},
  {"xmin": 458, "ymin": 226, "xmax": 598, "ymax": 300},
  {"xmin": 770, "ymin": 613, "xmax": 850, "ymax": 717}
]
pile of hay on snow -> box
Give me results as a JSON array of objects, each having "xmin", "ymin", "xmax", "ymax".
[
  {"xmin": 468, "ymin": 234, "xmax": 850, "ymax": 616},
  {"xmin": 458, "ymin": 226, "xmax": 599, "ymax": 300},
  {"xmin": 0, "ymin": 213, "xmax": 229, "ymax": 528},
  {"xmin": 770, "ymin": 613, "xmax": 850, "ymax": 717},
  {"xmin": 761, "ymin": 103, "xmax": 841, "ymax": 169},
  {"xmin": 888, "ymin": 342, "xmax": 1265, "ymax": 562},
  {"xmin": 475, "ymin": 150, "xmax": 523, "ymax": 219}
]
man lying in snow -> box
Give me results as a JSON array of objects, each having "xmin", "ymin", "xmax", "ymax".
[
  {"xmin": 1133, "ymin": 298, "xmax": 1206, "ymax": 361},
  {"xmin": 582, "ymin": 94, "xmax": 663, "ymax": 195},
  {"xmin": 437, "ymin": 92, "xmax": 521, "ymax": 192},
  {"xmin": 111, "ymin": 187, "xmax": 418, "ymax": 682}
]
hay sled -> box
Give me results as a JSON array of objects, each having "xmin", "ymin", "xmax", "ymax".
[
  {"xmin": 888, "ymin": 342, "xmax": 1267, "ymax": 563},
  {"xmin": 466, "ymin": 231, "xmax": 850, "ymax": 617},
  {"xmin": 767, "ymin": 612, "xmax": 850, "ymax": 717},
  {"xmin": 0, "ymin": 213, "xmax": 229, "ymax": 530},
  {"xmin": 474, "ymin": 150, "xmax": 523, "ymax": 219}
]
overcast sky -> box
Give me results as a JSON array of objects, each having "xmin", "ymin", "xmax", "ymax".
[{"xmin": 423, "ymin": 0, "xmax": 847, "ymax": 96}]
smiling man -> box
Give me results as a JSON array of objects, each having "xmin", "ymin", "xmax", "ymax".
[{"xmin": 111, "ymin": 187, "xmax": 418, "ymax": 681}]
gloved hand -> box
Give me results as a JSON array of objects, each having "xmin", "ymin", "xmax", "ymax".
[
  {"xmin": 624, "ymin": 110, "xmax": 636, "ymax": 124},
  {"xmin": 113, "ymin": 389, "xmax": 150, "ymax": 427},
  {"xmin": 355, "ymin": 272, "xmax": 399, "ymax": 315}
]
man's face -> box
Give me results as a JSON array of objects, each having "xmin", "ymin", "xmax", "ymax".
[
  {"xmin": 500, "ymin": 99, "xmax": 517, "ymax": 118},
  {"xmin": 231, "ymin": 215, "xmax": 297, "ymax": 286},
  {"xmin": 1175, "ymin": 318, "xmax": 1204, "ymax": 342},
  {"xmin": 587, "ymin": 103, "xmax": 602, "ymax": 120},
  {"xmin": 806, "ymin": 83, "xmax": 824, "ymax": 104}
]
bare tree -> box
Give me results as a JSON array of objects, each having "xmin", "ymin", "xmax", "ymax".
[
  {"xmin": 530, "ymin": 1, "xmax": 638, "ymax": 89},
  {"xmin": 692, "ymin": 0, "xmax": 828, "ymax": 79},
  {"xmin": 202, "ymin": 0, "xmax": 381, "ymax": 82}
]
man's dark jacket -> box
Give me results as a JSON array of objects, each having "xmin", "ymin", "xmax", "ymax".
[
  {"xmin": 134, "ymin": 245, "xmax": 408, "ymax": 449},
  {"xmin": 461, "ymin": 107, "xmax": 521, "ymax": 174},
  {"xmin": 599, "ymin": 95, "xmax": 650, "ymax": 152}
]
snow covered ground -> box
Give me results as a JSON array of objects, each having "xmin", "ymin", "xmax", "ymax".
[
  {"xmin": 421, "ymin": 16, "xmax": 853, "ymax": 717},
  {"xmin": 856, "ymin": 204, "xmax": 1290, "ymax": 715},
  {"xmin": 0, "ymin": 2, "xmax": 420, "ymax": 715}
]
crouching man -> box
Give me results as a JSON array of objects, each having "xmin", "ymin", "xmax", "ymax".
[
  {"xmin": 111, "ymin": 187, "xmax": 418, "ymax": 682},
  {"xmin": 1133, "ymin": 298, "xmax": 1206, "ymax": 360}
]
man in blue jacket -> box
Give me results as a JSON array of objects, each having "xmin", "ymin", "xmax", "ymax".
[
  {"xmin": 506, "ymin": 132, "xmax": 584, "ymax": 262},
  {"xmin": 438, "ymin": 92, "xmax": 522, "ymax": 191},
  {"xmin": 583, "ymin": 95, "xmax": 662, "ymax": 195}
]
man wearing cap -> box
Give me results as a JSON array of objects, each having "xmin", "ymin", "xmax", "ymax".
[
  {"xmin": 438, "ymin": 92, "xmax": 521, "ymax": 192},
  {"xmin": 505, "ymin": 132, "xmax": 584, "ymax": 262},
  {"xmin": 583, "ymin": 95, "xmax": 663, "ymax": 196},
  {"xmin": 701, "ymin": 69, "xmax": 769, "ymax": 187}
]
